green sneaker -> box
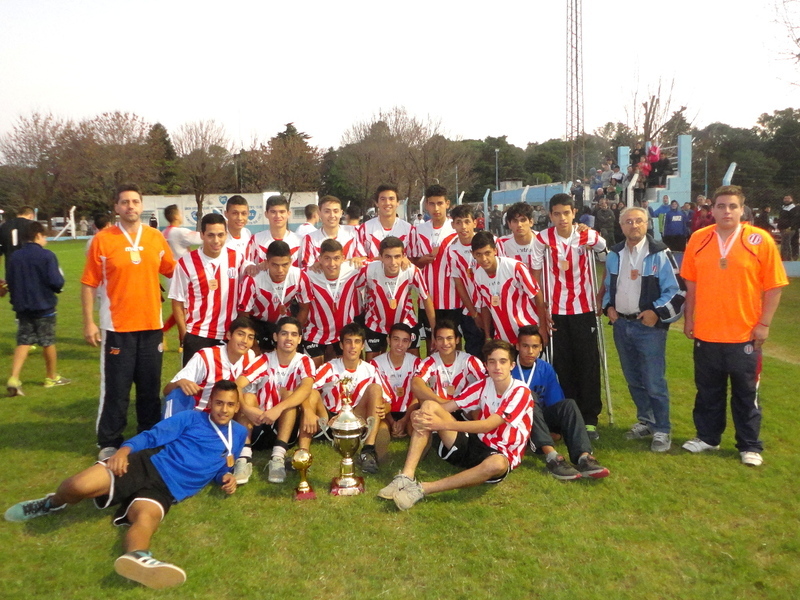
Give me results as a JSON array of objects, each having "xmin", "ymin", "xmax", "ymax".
[
  {"xmin": 114, "ymin": 551, "xmax": 186, "ymax": 589},
  {"xmin": 5, "ymin": 493, "xmax": 66, "ymax": 522},
  {"xmin": 44, "ymin": 375, "xmax": 71, "ymax": 388}
]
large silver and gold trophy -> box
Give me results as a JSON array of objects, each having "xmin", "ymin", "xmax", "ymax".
[{"xmin": 329, "ymin": 377, "xmax": 373, "ymax": 496}]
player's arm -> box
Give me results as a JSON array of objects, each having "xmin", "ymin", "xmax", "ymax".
[
  {"xmin": 262, "ymin": 377, "xmax": 314, "ymax": 424},
  {"xmin": 454, "ymin": 279, "xmax": 480, "ymax": 325},
  {"xmin": 411, "ymin": 375, "xmax": 449, "ymax": 405},
  {"xmin": 422, "ymin": 295, "xmax": 436, "ymax": 337},
  {"xmin": 81, "ymin": 283, "xmax": 101, "ymax": 347},
  {"xmin": 480, "ymin": 307, "xmax": 493, "ymax": 341},
  {"xmin": 413, "ymin": 403, "xmax": 504, "ymax": 433},
  {"xmin": 171, "ymin": 299, "xmax": 187, "ymax": 345},
  {"xmin": 753, "ymin": 287, "xmax": 783, "ymax": 347},
  {"xmin": 683, "ymin": 280, "xmax": 696, "ymax": 339}
]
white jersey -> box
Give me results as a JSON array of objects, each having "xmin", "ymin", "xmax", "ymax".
[
  {"xmin": 299, "ymin": 263, "xmax": 362, "ymax": 344},
  {"xmin": 414, "ymin": 351, "xmax": 486, "ymax": 401},
  {"xmin": 164, "ymin": 226, "xmax": 202, "ymax": 260},
  {"xmin": 445, "ymin": 238, "xmax": 477, "ymax": 312},
  {"xmin": 295, "ymin": 222, "xmax": 317, "ymax": 237},
  {"xmin": 370, "ymin": 352, "xmax": 420, "ymax": 413},
  {"xmin": 361, "ymin": 261, "xmax": 429, "ymax": 333},
  {"xmin": 170, "ymin": 345, "xmax": 258, "ymax": 410},
  {"xmin": 246, "ymin": 229, "xmax": 301, "ymax": 266},
  {"xmin": 239, "ymin": 266, "xmax": 306, "ymax": 323},
  {"xmin": 299, "ymin": 226, "xmax": 364, "ymax": 268},
  {"xmin": 246, "ymin": 351, "xmax": 316, "ymax": 411},
  {"xmin": 313, "ymin": 359, "xmax": 383, "ymax": 413},
  {"xmin": 473, "ymin": 257, "xmax": 540, "ymax": 344},
  {"xmin": 408, "ymin": 219, "xmax": 459, "ymax": 310},
  {"xmin": 496, "ymin": 234, "xmax": 536, "ymax": 271},
  {"xmin": 225, "ymin": 228, "xmax": 253, "ymax": 256},
  {"xmin": 358, "ymin": 217, "xmax": 412, "ymax": 259}
]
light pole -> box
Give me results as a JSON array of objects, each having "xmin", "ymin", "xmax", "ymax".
[{"xmin": 494, "ymin": 149, "xmax": 500, "ymax": 191}]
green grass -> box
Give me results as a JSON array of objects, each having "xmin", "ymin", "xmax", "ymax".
[{"xmin": 1, "ymin": 240, "xmax": 798, "ymax": 599}]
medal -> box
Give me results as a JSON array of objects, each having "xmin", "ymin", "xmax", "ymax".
[
  {"xmin": 559, "ymin": 260, "xmax": 569, "ymax": 271},
  {"xmin": 119, "ymin": 224, "xmax": 144, "ymax": 266},
  {"xmin": 209, "ymin": 279, "xmax": 219, "ymax": 291},
  {"xmin": 129, "ymin": 250, "xmax": 141, "ymax": 264},
  {"xmin": 389, "ymin": 298, "xmax": 397, "ymax": 310},
  {"xmin": 719, "ymin": 258, "xmax": 728, "ymax": 269},
  {"xmin": 226, "ymin": 454, "xmax": 234, "ymax": 468},
  {"xmin": 630, "ymin": 269, "xmax": 639, "ymax": 280},
  {"xmin": 716, "ymin": 225, "xmax": 740, "ymax": 273},
  {"xmin": 210, "ymin": 415, "xmax": 234, "ymax": 470},
  {"xmin": 445, "ymin": 385, "xmax": 456, "ymax": 396},
  {"xmin": 491, "ymin": 295, "xmax": 500, "ymax": 307}
]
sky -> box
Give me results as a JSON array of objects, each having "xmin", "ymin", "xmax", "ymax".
[{"xmin": 1, "ymin": 0, "xmax": 798, "ymax": 152}]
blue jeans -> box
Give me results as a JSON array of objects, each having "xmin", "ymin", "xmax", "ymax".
[{"xmin": 612, "ymin": 318, "xmax": 671, "ymax": 433}]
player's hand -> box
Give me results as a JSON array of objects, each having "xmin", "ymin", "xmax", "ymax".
[
  {"xmin": 260, "ymin": 406, "xmax": 283, "ymax": 425},
  {"xmin": 84, "ymin": 322, "xmax": 102, "ymax": 347},
  {"xmin": 244, "ymin": 264, "xmax": 260, "ymax": 277},
  {"xmin": 349, "ymin": 256, "xmax": 366, "ymax": 269},
  {"xmin": 576, "ymin": 223, "xmax": 589, "ymax": 233},
  {"xmin": 606, "ymin": 306, "xmax": 619, "ymax": 324},
  {"xmin": 752, "ymin": 324, "xmax": 770, "ymax": 349},
  {"xmin": 416, "ymin": 254, "xmax": 435, "ymax": 266},
  {"xmin": 308, "ymin": 261, "xmax": 323, "ymax": 273},
  {"xmin": 638, "ymin": 310, "xmax": 658, "ymax": 327},
  {"xmin": 302, "ymin": 409, "xmax": 319, "ymax": 435},
  {"xmin": 221, "ymin": 473, "xmax": 237, "ymax": 495},
  {"xmin": 0, "ymin": 280, "xmax": 7, "ymax": 297},
  {"xmin": 683, "ymin": 319, "xmax": 694, "ymax": 340},
  {"xmin": 178, "ymin": 379, "xmax": 201, "ymax": 396},
  {"xmin": 374, "ymin": 400, "xmax": 388, "ymax": 421},
  {"xmin": 411, "ymin": 408, "xmax": 441, "ymax": 433},
  {"xmin": 106, "ymin": 447, "xmax": 131, "ymax": 477},
  {"xmin": 400, "ymin": 256, "xmax": 412, "ymax": 271}
]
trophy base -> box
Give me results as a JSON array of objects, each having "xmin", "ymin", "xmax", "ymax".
[
  {"xmin": 330, "ymin": 477, "xmax": 364, "ymax": 496},
  {"xmin": 294, "ymin": 488, "xmax": 317, "ymax": 501}
]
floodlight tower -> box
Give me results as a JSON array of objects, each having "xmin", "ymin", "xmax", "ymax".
[{"xmin": 566, "ymin": 0, "xmax": 585, "ymax": 184}]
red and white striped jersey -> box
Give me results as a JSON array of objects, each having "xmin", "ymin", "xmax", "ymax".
[
  {"xmin": 408, "ymin": 219, "xmax": 459, "ymax": 309},
  {"xmin": 299, "ymin": 263, "xmax": 362, "ymax": 344},
  {"xmin": 246, "ymin": 229, "xmax": 301, "ymax": 266},
  {"xmin": 370, "ymin": 352, "xmax": 420, "ymax": 412},
  {"xmin": 168, "ymin": 248, "xmax": 245, "ymax": 340},
  {"xmin": 298, "ymin": 226, "xmax": 365, "ymax": 268},
  {"xmin": 532, "ymin": 227, "xmax": 606, "ymax": 315},
  {"xmin": 454, "ymin": 377, "xmax": 534, "ymax": 469},
  {"xmin": 313, "ymin": 359, "xmax": 383, "ymax": 413},
  {"xmin": 496, "ymin": 234, "xmax": 536, "ymax": 271},
  {"xmin": 245, "ymin": 351, "xmax": 316, "ymax": 411},
  {"xmin": 170, "ymin": 345, "xmax": 258, "ymax": 411},
  {"xmin": 414, "ymin": 351, "xmax": 486, "ymax": 401},
  {"xmin": 239, "ymin": 266, "xmax": 307, "ymax": 323},
  {"xmin": 358, "ymin": 217, "xmax": 412, "ymax": 259},
  {"xmin": 473, "ymin": 257, "xmax": 541, "ymax": 344},
  {"xmin": 225, "ymin": 228, "xmax": 253, "ymax": 256},
  {"xmin": 445, "ymin": 238, "xmax": 477, "ymax": 312},
  {"xmin": 360, "ymin": 261, "xmax": 429, "ymax": 333}
]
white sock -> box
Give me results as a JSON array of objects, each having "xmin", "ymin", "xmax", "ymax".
[
  {"xmin": 272, "ymin": 446, "xmax": 287, "ymax": 460},
  {"xmin": 239, "ymin": 445, "xmax": 253, "ymax": 460}
]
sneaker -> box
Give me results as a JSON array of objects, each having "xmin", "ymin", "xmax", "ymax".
[
  {"xmin": 585, "ymin": 425, "xmax": 600, "ymax": 441},
  {"xmin": 651, "ymin": 432, "xmax": 672, "ymax": 453},
  {"xmin": 266, "ymin": 456, "xmax": 286, "ymax": 483},
  {"xmin": 740, "ymin": 451, "xmax": 763, "ymax": 467},
  {"xmin": 6, "ymin": 377, "xmax": 24, "ymax": 397},
  {"xmin": 577, "ymin": 454, "xmax": 610, "ymax": 479},
  {"xmin": 393, "ymin": 478, "xmax": 424, "ymax": 511},
  {"xmin": 358, "ymin": 448, "xmax": 379, "ymax": 475},
  {"xmin": 624, "ymin": 422, "xmax": 653, "ymax": 440},
  {"xmin": 5, "ymin": 493, "xmax": 66, "ymax": 522},
  {"xmin": 234, "ymin": 458, "xmax": 253, "ymax": 485},
  {"xmin": 545, "ymin": 455, "xmax": 582, "ymax": 481},
  {"xmin": 315, "ymin": 417, "xmax": 332, "ymax": 442},
  {"xmin": 44, "ymin": 375, "xmax": 71, "ymax": 388},
  {"xmin": 681, "ymin": 438, "xmax": 720, "ymax": 453},
  {"xmin": 98, "ymin": 446, "xmax": 118, "ymax": 461},
  {"xmin": 114, "ymin": 551, "xmax": 186, "ymax": 589},
  {"xmin": 377, "ymin": 473, "xmax": 415, "ymax": 499}
]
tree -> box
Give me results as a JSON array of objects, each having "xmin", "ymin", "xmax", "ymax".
[
  {"xmin": 757, "ymin": 108, "xmax": 800, "ymax": 193},
  {"xmin": 173, "ymin": 120, "xmax": 233, "ymax": 226},
  {"xmin": 627, "ymin": 79, "xmax": 690, "ymax": 145},
  {"xmin": 145, "ymin": 123, "xmax": 180, "ymax": 195},
  {"xmin": 261, "ymin": 123, "xmax": 322, "ymax": 200}
]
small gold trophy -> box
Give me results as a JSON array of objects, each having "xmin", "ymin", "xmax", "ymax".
[
  {"xmin": 329, "ymin": 377, "xmax": 369, "ymax": 496},
  {"xmin": 291, "ymin": 448, "xmax": 316, "ymax": 501}
]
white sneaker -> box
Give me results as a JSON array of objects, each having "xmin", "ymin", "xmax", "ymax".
[
  {"xmin": 98, "ymin": 447, "xmax": 118, "ymax": 461},
  {"xmin": 681, "ymin": 438, "xmax": 720, "ymax": 453},
  {"xmin": 267, "ymin": 455, "xmax": 286, "ymax": 483},
  {"xmin": 740, "ymin": 451, "xmax": 763, "ymax": 467},
  {"xmin": 624, "ymin": 422, "xmax": 653, "ymax": 440},
  {"xmin": 233, "ymin": 458, "xmax": 252, "ymax": 484},
  {"xmin": 650, "ymin": 432, "xmax": 672, "ymax": 453}
]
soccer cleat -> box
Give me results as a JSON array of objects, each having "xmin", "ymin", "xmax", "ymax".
[
  {"xmin": 624, "ymin": 422, "xmax": 653, "ymax": 440},
  {"xmin": 6, "ymin": 377, "xmax": 24, "ymax": 397},
  {"xmin": 266, "ymin": 456, "xmax": 286, "ymax": 483},
  {"xmin": 98, "ymin": 446, "xmax": 118, "ymax": 461},
  {"xmin": 5, "ymin": 493, "xmax": 66, "ymax": 522},
  {"xmin": 650, "ymin": 432, "xmax": 672, "ymax": 453},
  {"xmin": 234, "ymin": 458, "xmax": 253, "ymax": 485},
  {"xmin": 358, "ymin": 448, "xmax": 379, "ymax": 474},
  {"xmin": 545, "ymin": 455, "xmax": 582, "ymax": 481},
  {"xmin": 377, "ymin": 473, "xmax": 415, "ymax": 499},
  {"xmin": 393, "ymin": 479, "xmax": 424, "ymax": 511},
  {"xmin": 577, "ymin": 454, "xmax": 610, "ymax": 479},
  {"xmin": 681, "ymin": 438, "xmax": 720, "ymax": 453},
  {"xmin": 585, "ymin": 425, "xmax": 600, "ymax": 441},
  {"xmin": 114, "ymin": 551, "xmax": 186, "ymax": 589},
  {"xmin": 44, "ymin": 375, "xmax": 72, "ymax": 388},
  {"xmin": 740, "ymin": 451, "xmax": 763, "ymax": 467}
]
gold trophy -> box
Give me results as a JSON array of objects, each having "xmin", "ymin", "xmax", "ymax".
[
  {"xmin": 329, "ymin": 377, "xmax": 372, "ymax": 496},
  {"xmin": 291, "ymin": 448, "xmax": 316, "ymax": 501}
]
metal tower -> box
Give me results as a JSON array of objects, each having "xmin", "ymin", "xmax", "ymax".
[{"xmin": 566, "ymin": 0, "xmax": 585, "ymax": 184}]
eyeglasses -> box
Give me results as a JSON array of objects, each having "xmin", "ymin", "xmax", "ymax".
[{"xmin": 623, "ymin": 218, "xmax": 646, "ymax": 226}]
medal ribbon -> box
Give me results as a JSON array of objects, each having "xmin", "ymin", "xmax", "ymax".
[
  {"xmin": 716, "ymin": 225, "xmax": 741, "ymax": 262},
  {"xmin": 209, "ymin": 415, "xmax": 233, "ymax": 462},
  {"xmin": 118, "ymin": 224, "xmax": 143, "ymax": 256}
]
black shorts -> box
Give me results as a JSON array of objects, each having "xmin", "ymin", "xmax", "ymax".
[
  {"xmin": 303, "ymin": 341, "xmax": 342, "ymax": 359},
  {"xmin": 252, "ymin": 319, "xmax": 278, "ymax": 353},
  {"xmin": 94, "ymin": 448, "xmax": 174, "ymax": 526},
  {"xmin": 419, "ymin": 309, "xmax": 463, "ymax": 339},
  {"xmin": 390, "ymin": 411, "xmax": 406, "ymax": 421},
  {"xmin": 251, "ymin": 412, "xmax": 301, "ymax": 450},
  {"xmin": 16, "ymin": 314, "xmax": 56, "ymax": 347},
  {"xmin": 435, "ymin": 432, "xmax": 508, "ymax": 484},
  {"xmin": 364, "ymin": 323, "xmax": 422, "ymax": 353}
]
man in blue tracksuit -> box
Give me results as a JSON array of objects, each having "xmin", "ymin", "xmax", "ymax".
[
  {"xmin": 602, "ymin": 206, "xmax": 686, "ymax": 452},
  {"xmin": 4, "ymin": 380, "xmax": 246, "ymax": 590}
]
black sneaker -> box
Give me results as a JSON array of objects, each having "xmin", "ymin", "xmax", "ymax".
[
  {"xmin": 585, "ymin": 425, "xmax": 600, "ymax": 441},
  {"xmin": 358, "ymin": 448, "xmax": 379, "ymax": 474},
  {"xmin": 577, "ymin": 454, "xmax": 610, "ymax": 479},
  {"xmin": 545, "ymin": 455, "xmax": 581, "ymax": 481}
]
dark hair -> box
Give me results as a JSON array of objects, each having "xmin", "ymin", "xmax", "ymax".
[
  {"xmin": 379, "ymin": 235, "xmax": 404, "ymax": 254},
  {"xmin": 450, "ymin": 204, "xmax": 475, "ymax": 220},
  {"xmin": 304, "ymin": 204, "xmax": 318, "ymax": 219},
  {"xmin": 374, "ymin": 184, "xmax": 399, "ymax": 202},
  {"xmin": 504, "ymin": 202, "xmax": 534, "ymax": 224},
  {"xmin": 164, "ymin": 204, "xmax": 180, "ymax": 222},
  {"xmin": 482, "ymin": 339, "xmax": 516, "ymax": 362},
  {"xmin": 389, "ymin": 322, "xmax": 414, "ymax": 337},
  {"xmin": 470, "ymin": 230, "xmax": 496, "ymax": 252},
  {"xmin": 320, "ymin": 238, "xmax": 343, "ymax": 254},
  {"xmin": 201, "ymin": 212, "xmax": 226, "ymax": 233},
  {"xmin": 276, "ymin": 316, "xmax": 303, "ymax": 335},
  {"xmin": 266, "ymin": 240, "xmax": 291, "ymax": 258},
  {"xmin": 318, "ymin": 195, "xmax": 342, "ymax": 209},
  {"xmin": 115, "ymin": 183, "xmax": 141, "ymax": 203},
  {"xmin": 339, "ymin": 321, "xmax": 366, "ymax": 342},
  {"xmin": 227, "ymin": 315, "xmax": 257, "ymax": 335},
  {"xmin": 94, "ymin": 213, "xmax": 111, "ymax": 230},
  {"xmin": 425, "ymin": 184, "xmax": 448, "ymax": 199},
  {"xmin": 713, "ymin": 185, "xmax": 746, "ymax": 205},
  {"xmin": 517, "ymin": 325, "xmax": 542, "ymax": 344},
  {"xmin": 210, "ymin": 379, "xmax": 239, "ymax": 397},
  {"xmin": 24, "ymin": 220, "xmax": 46, "ymax": 242},
  {"xmin": 433, "ymin": 319, "xmax": 460, "ymax": 339},
  {"xmin": 549, "ymin": 193, "xmax": 574, "ymax": 212},
  {"xmin": 226, "ymin": 195, "xmax": 248, "ymax": 210},
  {"xmin": 17, "ymin": 206, "xmax": 35, "ymax": 217},
  {"xmin": 266, "ymin": 195, "xmax": 290, "ymax": 210},
  {"xmin": 345, "ymin": 205, "xmax": 361, "ymax": 221}
]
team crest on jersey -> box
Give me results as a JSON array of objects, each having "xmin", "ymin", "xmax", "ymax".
[
  {"xmin": 747, "ymin": 233, "xmax": 763, "ymax": 245},
  {"xmin": 227, "ymin": 267, "xmax": 237, "ymax": 278}
]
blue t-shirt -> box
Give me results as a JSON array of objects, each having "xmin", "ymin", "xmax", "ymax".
[{"xmin": 511, "ymin": 359, "xmax": 565, "ymax": 407}]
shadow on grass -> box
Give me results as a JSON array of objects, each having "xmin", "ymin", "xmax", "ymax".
[{"xmin": 0, "ymin": 421, "xmax": 97, "ymax": 455}]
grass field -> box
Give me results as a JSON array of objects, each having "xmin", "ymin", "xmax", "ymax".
[{"xmin": 1, "ymin": 239, "xmax": 798, "ymax": 600}]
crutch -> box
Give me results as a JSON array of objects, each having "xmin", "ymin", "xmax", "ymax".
[
  {"xmin": 587, "ymin": 249, "xmax": 614, "ymax": 425},
  {"xmin": 540, "ymin": 247, "xmax": 555, "ymax": 363}
]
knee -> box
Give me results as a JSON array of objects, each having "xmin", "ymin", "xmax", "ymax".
[{"xmin": 483, "ymin": 454, "xmax": 509, "ymax": 478}]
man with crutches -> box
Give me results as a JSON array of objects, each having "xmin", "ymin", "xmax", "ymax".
[{"xmin": 532, "ymin": 194, "xmax": 607, "ymax": 440}]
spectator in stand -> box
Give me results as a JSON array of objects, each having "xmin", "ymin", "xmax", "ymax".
[
  {"xmin": 610, "ymin": 165, "xmax": 625, "ymax": 188},
  {"xmin": 532, "ymin": 205, "xmax": 548, "ymax": 231},
  {"xmin": 630, "ymin": 142, "xmax": 645, "ymax": 166},
  {"xmin": 662, "ymin": 200, "xmax": 689, "ymax": 252},
  {"xmin": 579, "ymin": 206, "xmax": 595, "ymax": 229},
  {"xmin": 594, "ymin": 198, "xmax": 616, "ymax": 244},
  {"xmin": 590, "ymin": 169, "xmax": 603, "ymax": 191},
  {"xmin": 691, "ymin": 204, "xmax": 715, "ymax": 233},
  {"xmin": 637, "ymin": 156, "xmax": 652, "ymax": 183},
  {"xmin": 593, "ymin": 187, "xmax": 605, "ymax": 207},
  {"xmin": 605, "ymin": 184, "xmax": 617, "ymax": 204},
  {"xmin": 754, "ymin": 206, "xmax": 772, "ymax": 231},
  {"xmin": 652, "ymin": 153, "xmax": 674, "ymax": 187},
  {"xmin": 490, "ymin": 208, "xmax": 504, "ymax": 237},
  {"xmin": 777, "ymin": 195, "xmax": 800, "ymax": 261},
  {"xmin": 475, "ymin": 212, "xmax": 486, "ymax": 231},
  {"xmin": 600, "ymin": 164, "xmax": 613, "ymax": 188},
  {"xmin": 570, "ymin": 179, "xmax": 585, "ymax": 209}
]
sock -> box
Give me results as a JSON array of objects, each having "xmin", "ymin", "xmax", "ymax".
[
  {"xmin": 362, "ymin": 444, "xmax": 375, "ymax": 453},
  {"xmin": 546, "ymin": 450, "xmax": 559, "ymax": 462},
  {"xmin": 239, "ymin": 445, "xmax": 253, "ymax": 460},
  {"xmin": 271, "ymin": 446, "xmax": 287, "ymax": 460}
]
